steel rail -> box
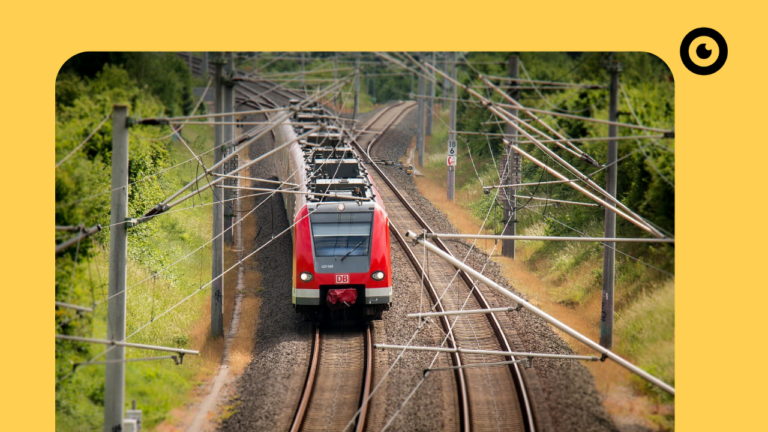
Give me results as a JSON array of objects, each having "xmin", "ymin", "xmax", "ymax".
[
  {"xmin": 356, "ymin": 324, "xmax": 373, "ymax": 432},
  {"xmin": 290, "ymin": 326, "xmax": 321, "ymax": 432},
  {"xmin": 349, "ymin": 102, "xmax": 534, "ymax": 431}
]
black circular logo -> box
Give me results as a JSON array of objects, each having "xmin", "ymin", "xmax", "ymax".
[{"xmin": 680, "ymin": 28, "xmax": 728, "ymax": 75}]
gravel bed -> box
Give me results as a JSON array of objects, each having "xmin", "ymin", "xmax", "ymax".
[{"xmin": 374, "ymin": 107, "xmax": 619, "ymax": 432}]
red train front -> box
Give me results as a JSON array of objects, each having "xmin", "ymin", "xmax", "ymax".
[
  {"xmin": 293, "ymin": 198, "xmax": 392, "ymax": 321},
  {"xmin": 276, "ymin": 102, "xmax": 393, "ymax": 321}
]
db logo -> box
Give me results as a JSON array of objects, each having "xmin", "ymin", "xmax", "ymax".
[{"xmin": 335, "ymin": 274, "xmax": 349, "ymax": 284}]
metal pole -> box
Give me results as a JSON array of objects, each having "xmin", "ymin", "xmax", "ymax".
[
  {"xmin": 601, "ymin": 58, "xmax": 621, "ymax": 349},
  {"xmin": 104, "ymin": 104, "xmax": 129, "ymax": 432},
  {"xmin": 404, "ymin": 230, "xmax": 675, "ymax": 395},
  {"xmin": 426, "ymin": 52, "xmax": 434, "ymax": 136},
  {"xmin": 55, "ymin": 224, "xmax": 102, "ymax": 254},
  {"xmin": 423, "ymin": 233, "xmax": 674, "ymax": 243},
  {"xmin": 223, "ymin": 53, "xmax": 236, "ymax": 245},
  {"xmin": 408, "ymin": 306, "xmax": 517, "ymax": 318},
  {"xmin": 211, "ymin": 56, "xmax": 224, "ymax": 338},
  {"xmin": 442, "ymin": 52, "xmax": 450, "ymax": 109},
  {"xmin": 354, "ymin": 53, "xmax": 360, "ymax": 121},
  {"xmin": 374, "ymin": 344, "xmax": 599, "ymax": 361},
  {"xmin": 56, "ymin": 335, "xmax": 200, "ymax": 356},
  {"xmin": 300, "ymin": 52, "xmax": 305, "ymax": 90},
  {"xmin": 447, "ymin": 52, "xmax": 457, "ymax": 200},
  {"xmin": 502, "ymin": 55, "xmax": 520, "ymax": 258},
  {"xmin": 334, "ymin": 52, "xmax": 340, "ymax": 109},
  {"xmin": 417, "ymin": 62, "xmax": 425, "ymax": 167},
  {"xmin": 372, "ymin": 60, "xmax": 377, "ymax": 104}
]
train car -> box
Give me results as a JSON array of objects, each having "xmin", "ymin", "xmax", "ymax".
[{"xmin": 274, "ymin": 103, "xmax": 392, "ymax": 321}]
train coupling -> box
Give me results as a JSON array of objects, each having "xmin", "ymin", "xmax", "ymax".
[{"xmin": 326, "ymin": 289, "xmax": 358, "ymax": 310}]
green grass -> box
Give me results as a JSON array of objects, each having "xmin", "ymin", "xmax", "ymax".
[
  {"xmin": 56, "ymin": 124, "xmax": 217, "ymax": 431},
  {"xmin": 616, "ymin": 281, "xmax": 675, "ymax": 403}
]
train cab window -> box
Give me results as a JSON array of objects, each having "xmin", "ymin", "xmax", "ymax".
[{"xmin": 310, "ymin": 212, "xmax": 373, "ymax": 257}]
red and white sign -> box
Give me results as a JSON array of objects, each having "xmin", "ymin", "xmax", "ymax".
[
  {"xmin": 447, "ymin": 156, "xmax": 457, "ymax": 166},
  {"xmin": 335, "ymin": 274, "xmax": 350, "ymax": 284}
]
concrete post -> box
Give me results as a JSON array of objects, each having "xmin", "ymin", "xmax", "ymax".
[
  {"xmin": 300, "ymin": 52, "xmax": 305, "ymax": 90},
  {"xmin": 353, "ymin": 53, "xmax": 360, "ymax": 120},
  {"xmin": 211, "ymin": 55, "xmax": 225, "ymax": 338},
  {"xmin": 600, "ymin": 58, "xmax": 621, "ymax": 349},
  {"xmin": 447, "ymin": 52, "xmax": 457, "ymax": 201},
  {"xmin": 334, "ymin": 52, "xmax": 341, "ymax": 109},
  {"xmin": 104, "ymin": 104, "xmax": 129, "ymax": 432},
  {"xmin": 426, "ymin": 52, "xmax": 434, "ymax": 136},
  {"xmin": 372, "ymin": 61, "xmax": 377, "ymax": 104},
  {"xmin": 502, "ymin": 55, "xmax": 520, "ymax": 258},
  {"xmin": 416, "ymin": 65, "xmax": 425, "ymax": 167},
  {"xmin": 223, "ymin": 52, "xmax": 236, "ymax": 245},
  {"xmin": 442, "ymin": 52, "xmax": 450, "ymax": 109}
]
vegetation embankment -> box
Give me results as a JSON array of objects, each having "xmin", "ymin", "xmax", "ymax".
[
  {"xmin": 410, "ymin": 52, "xmax": 674, "ymax": 426},
  {"xmin": 55, "ymin": 53, "xmax": 238, "ymax": 430}
]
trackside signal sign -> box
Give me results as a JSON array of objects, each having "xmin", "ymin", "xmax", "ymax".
[
  {"xmin": 447, "ymin": 156, "xmax": 457, "ymax": 166},
  {"xmin": 447, "ymin": 140, "xmax": 457, "ymax": 155}
]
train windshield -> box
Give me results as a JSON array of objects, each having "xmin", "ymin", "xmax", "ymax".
[{"xmin": 310, "ymin": 212, "xmax": 373, "ymax": 257}]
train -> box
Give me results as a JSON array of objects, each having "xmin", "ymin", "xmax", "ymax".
[{"xmin": 272, "ymin": 100, "xmax": 392, "ymax": 321}]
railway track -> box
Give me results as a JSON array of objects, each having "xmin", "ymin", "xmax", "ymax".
[
  {"xmin": 290, "ymin": 324, "xmax": 373, "ymax": 432},
  {"xmin": 182, "ymin": 52, "xmax": 536, "ymax": 431},
  {"xmin": 348, "ymin": 102, "xmax": 535, "ymax": 432}
]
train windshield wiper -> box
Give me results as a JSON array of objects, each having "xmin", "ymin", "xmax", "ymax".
[{"xmin": 339, "ymin": 238, "xmax": 367, "ymax": 262}]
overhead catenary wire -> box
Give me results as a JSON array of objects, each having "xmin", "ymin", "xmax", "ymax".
[
  {"xmin": 405, "ymin": 230, "xmax": 674, "ymax": 395},
  {"xmin": 424, "ymin": 60, "xmax": 662, "ymax": 236},
  {"xmin": 427, "ymin": 65, "xmax": 663, "ymax": 237},
  {"xmin": 150, "ymin": 73, "xmax": 350, "ymax": 211},
  {"xmin": 98, "ymin": 83, "xmax": 357, "ymax": 307}
]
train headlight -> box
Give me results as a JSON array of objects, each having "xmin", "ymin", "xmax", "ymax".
[
  {"xmin": 371, "ymin": 271, "xmax": 385, "ymax": 281},
  {"xmin": 299, "ymin": 272, "xmax": 314, "ymax": 282}
]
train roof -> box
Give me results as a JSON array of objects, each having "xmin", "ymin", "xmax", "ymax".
[{"xmin": 291, "ymin": 106, "xmax": 376, "ymax": 205}]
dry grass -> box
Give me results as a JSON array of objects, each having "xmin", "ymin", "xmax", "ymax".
[
  {"xmin": 154, "ymin": 145, "xmax": 264, "ymax": 431},
  {"xmin": 226, "ymin": 184, "xmax": 263, "ymax": 375}
]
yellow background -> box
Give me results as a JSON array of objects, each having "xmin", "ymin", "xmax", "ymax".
[{"xmin": 5, "ymin": 0, "xmax": 765, "ymax": 429}]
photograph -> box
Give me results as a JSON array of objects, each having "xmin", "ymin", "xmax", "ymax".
[{"xmin": 54, "ymin": 51, "xmax": 676, "ymax": 431}]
